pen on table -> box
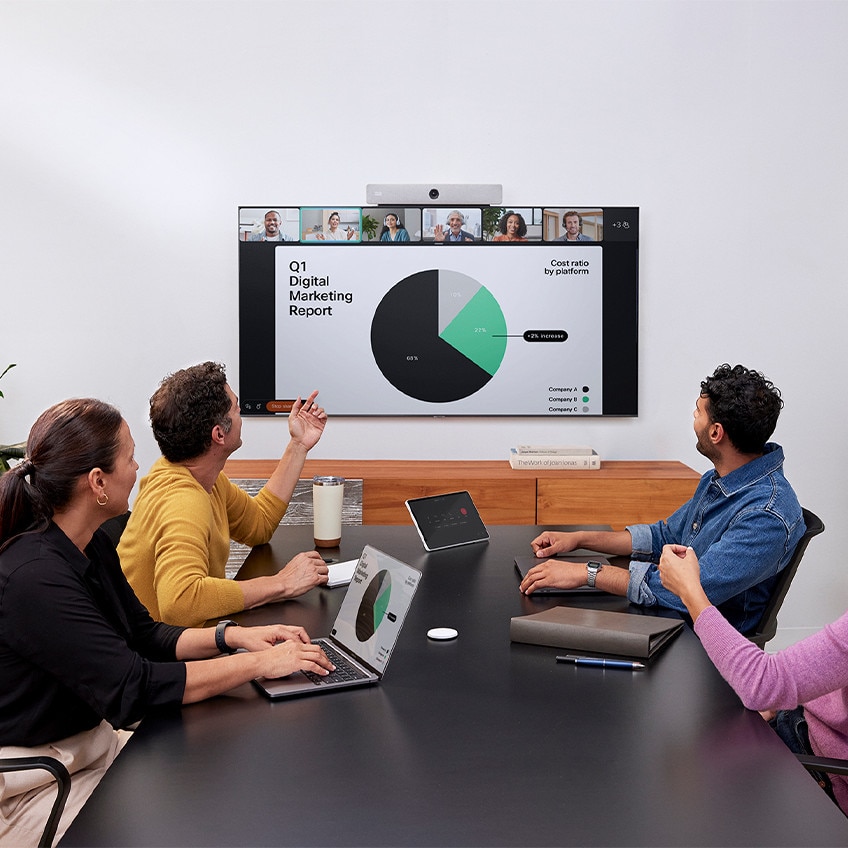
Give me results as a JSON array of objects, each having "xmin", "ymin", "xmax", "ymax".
[{"xmin": 556, "ymin": 655, "xmax": 646, "ymax": 670}]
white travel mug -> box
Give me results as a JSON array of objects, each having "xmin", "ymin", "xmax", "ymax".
[{"xmin": 313, "ymin": 476, "xmax": 345, "ymax": 547}]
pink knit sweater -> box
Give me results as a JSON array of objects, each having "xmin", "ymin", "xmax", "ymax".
[{"xmin": 695, "ymin": 605, "xmax": 848, "ymax": 814}]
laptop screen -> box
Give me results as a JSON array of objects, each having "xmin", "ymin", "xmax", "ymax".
[{"xmin": 330, "ymin": 546, "xmax": 422, "ymax": 675}]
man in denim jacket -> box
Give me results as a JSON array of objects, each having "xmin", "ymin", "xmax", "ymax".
[{"xmin": 519, "ymin": 364, "xmax": 804, "ymax": 634}]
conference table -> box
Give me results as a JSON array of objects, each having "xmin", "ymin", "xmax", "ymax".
[{"xmin": 62, "ymin": 525, "xmax": 848, "ymax": 846}]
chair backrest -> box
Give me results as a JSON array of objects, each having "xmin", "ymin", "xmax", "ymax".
[
  {"xmin": 748, "ymin": 507, "xmax": 825, "ymax": 648},
  {"xmin": 98, "ymin": 510, "xmax": 131, "ymax": 548}
]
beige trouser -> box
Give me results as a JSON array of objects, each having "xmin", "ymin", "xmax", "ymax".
[{"xmin": 0, "ymin": 721, "xmax": 131, "ymax": 847}]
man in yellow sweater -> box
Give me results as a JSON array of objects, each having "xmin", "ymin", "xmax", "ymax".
[{"xmin": 119, "ymin": 361, "xmax": 330, "ymax": 627}]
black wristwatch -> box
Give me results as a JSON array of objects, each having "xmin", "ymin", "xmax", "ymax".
[
  {"xmin": 215, "ymin": 619, "xmax": 239, "ymax": 654},
  {"xmin": 586, "ymin": 561, "xmax": 604, "ymax": 588}
]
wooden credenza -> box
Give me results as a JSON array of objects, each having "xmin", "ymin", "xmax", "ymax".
[{"xmin": 224, "ymin": 459, "xmax": 700, "ymax": 530}]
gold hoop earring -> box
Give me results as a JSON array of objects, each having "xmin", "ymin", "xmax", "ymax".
[{"xmin": 97, "ymin": 493, "xmax": 109, "ymax": 506}]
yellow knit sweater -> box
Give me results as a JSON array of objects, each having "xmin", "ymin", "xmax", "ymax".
[{"xmin": 119, "ymin": 458, "xmax": 288, "ymax": 627}]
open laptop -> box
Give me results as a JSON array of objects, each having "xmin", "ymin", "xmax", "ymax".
[
  {"xmin": 514, "ymin": 550, "xmax": 611, "ymax": 595},
  {"xmin": 254, "ymin": 545, "xmax": 422, "ymax": 699},
  {"xmin": 405, "ymin": 490, "xmax": 489, "ymax": 551}
]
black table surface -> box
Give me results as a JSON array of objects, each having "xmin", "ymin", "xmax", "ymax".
[{"xmin": 62, "ymin": 525, "xmax": 848, "ymax": 847}]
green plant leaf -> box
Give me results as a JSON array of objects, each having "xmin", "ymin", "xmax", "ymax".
[{"xmin": 0, "ymin": 363, "xmax": 16, "ymax": 399}]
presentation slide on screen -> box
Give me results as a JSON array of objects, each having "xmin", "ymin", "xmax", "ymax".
[
  {"xmin": 238, "ymin": 205, "xmax": 638, "ymax": 417},
  {"xmin": 274, "ymin": 246, "xmax": 603, "ymax": 415}
]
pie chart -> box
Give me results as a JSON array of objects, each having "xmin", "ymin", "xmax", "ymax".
[
  {"xmin": 370, "ymin": 269, "xmax": 508, "ymax": 403},
  {"xmin": 355, "ymin": 569, "xmax": 392, "ymax": 642}
]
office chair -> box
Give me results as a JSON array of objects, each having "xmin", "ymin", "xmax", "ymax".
[
  {"xmin": 98, "ymin": 510, "xmax": 131, "ymax": 547},
  {"xmin": 796, "ymin": 754, "xmax": 848, "ymax": 816},
  {"xmin": 797, "ymin": 754, "xmax": 848, "ymax": 778},
  {"xmin": 747, "ymin": 507, "xmax": 825, "ymax": 649},
  {"xmin": 0, "ymin": 755, "xmax": 71, "ymax": 847}
]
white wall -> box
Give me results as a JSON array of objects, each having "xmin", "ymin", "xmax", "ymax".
[{"xmin": 2, "ymin": 0, "xmax": 847, "ymax": 648}]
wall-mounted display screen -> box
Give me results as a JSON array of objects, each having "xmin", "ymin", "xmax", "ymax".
[{"xmin": 238, "ymin": 205, "xmax": 638, "ymax": 417}]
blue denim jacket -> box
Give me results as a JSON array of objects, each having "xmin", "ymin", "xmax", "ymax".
[{"xmin": 626, "ymin": 443, "xmax": 804, "ymax": 634}]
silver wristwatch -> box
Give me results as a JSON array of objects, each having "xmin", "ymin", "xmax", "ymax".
[{"xmin": 586, "ymin": 560, "xmax": 604, "ymax": 588}]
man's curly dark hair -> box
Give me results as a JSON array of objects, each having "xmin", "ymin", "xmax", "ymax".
[
  {"xmin": 149, "ymin": 361, "xmax": 233, "ymax": 462},
  {"xmin": 700, "ymin": 364, "xmax": 783, "ymax": 455}
]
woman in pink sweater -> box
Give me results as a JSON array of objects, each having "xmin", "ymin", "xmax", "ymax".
[{"xmin": 659, "ymin": 543, "xmax": 848, "ymax": 816}]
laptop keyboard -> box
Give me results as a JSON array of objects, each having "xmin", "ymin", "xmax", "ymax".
[{"xmin": 303, "ymin": 640, "xmax": 371, "ymax": 686}]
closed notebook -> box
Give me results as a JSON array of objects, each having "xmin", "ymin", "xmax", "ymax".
[
  {"xmin": 326, "ymin": 559, "xmax": 358, "ymax": 588},
  {"xmin": 509, "ymin": 606, "xmax": 684, "ymax": 659}
]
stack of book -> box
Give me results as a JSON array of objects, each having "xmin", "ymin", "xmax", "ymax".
[{"xmin": 508, "ymin": 445, "xmax": 601, "ymax": 470}]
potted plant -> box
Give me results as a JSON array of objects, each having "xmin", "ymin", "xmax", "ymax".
[
  {"xmin": 0, "ymin": 363, "xmax": 25, "ymax": 474},
  {"xmin": 361, "ymin": 214, "xmax": 379, "ymax": 241}
]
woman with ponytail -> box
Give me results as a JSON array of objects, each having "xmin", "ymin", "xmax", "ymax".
[{"xmin": 0, "ymin": 399, "xmax": 333, "ymax": 845}]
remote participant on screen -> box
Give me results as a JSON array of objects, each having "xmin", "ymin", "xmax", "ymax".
[
  {"xmin": 492, "ymin": 211, "xmax": 528, "ymax": 242},
  {"xmin": 316, "ymin": 211, "xmax": 357, "ymax": 241},
  {"xmin": 554, "ymin": 210, "xmax": 592, "ymax": 242},
  {"xmin": 434, "ymin": 210, "xmax": 475, "ymax": 243},
  {"xmin": 248, "ymin": 209, "xmax": 294, "ymax": 242},
  {"xmin": 379, "ymin": 212, "xmax": 411, "ymax": 242}
]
